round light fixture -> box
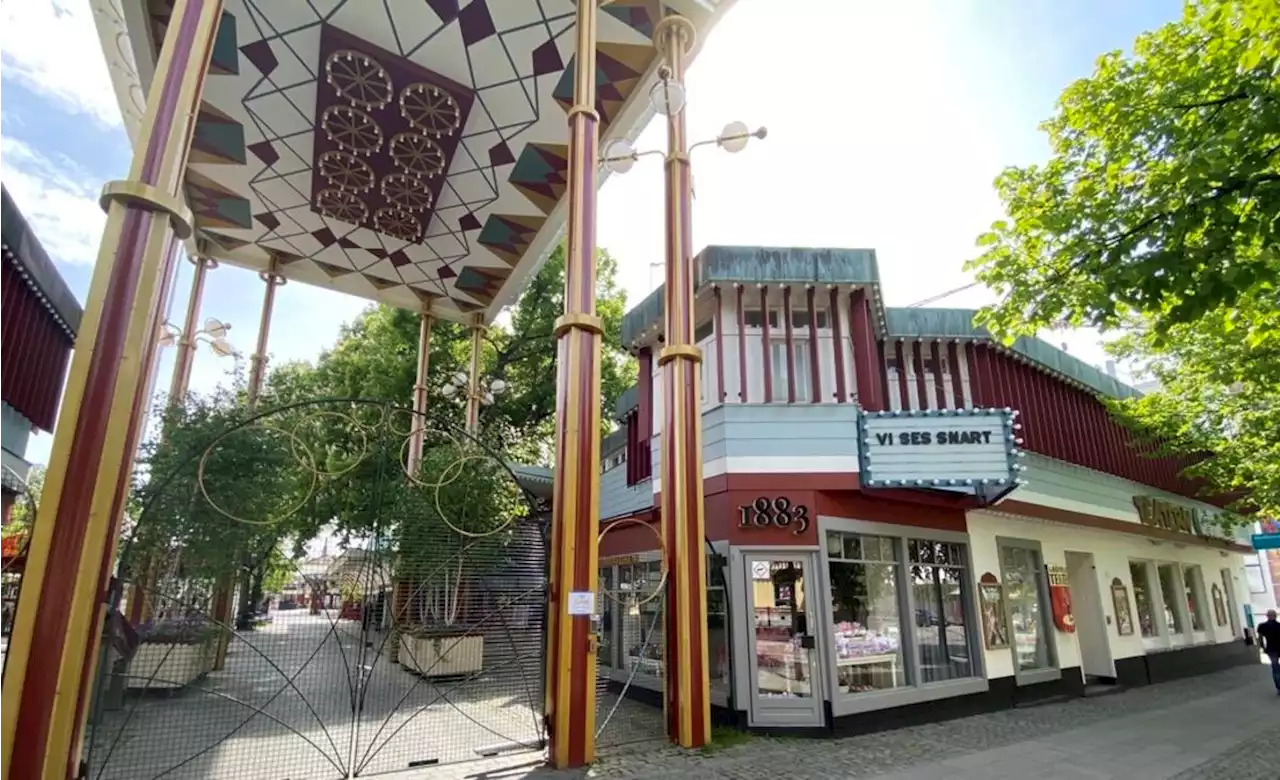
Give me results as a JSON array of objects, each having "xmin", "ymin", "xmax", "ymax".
[
  {"xmin": 489, "ymin": 379, "xmax": 507, "ymax": 394},
  {"xmin": 441, "ymin": 383, "xmax": 457, "ymax": 397},
  {"xmin": 600, "ymin": 138, "xmax": 637, "ymax": 175},
  {"xmin": 648, "ymin": 67, "xmax": 686, "ymax": 117},
  {"xmin": 209, "ymin": 338, "xmax": 236, "ymax": 358},
  {"xmin": 204, "ymin": 317, "xmax": 229, "ymax": 339}
]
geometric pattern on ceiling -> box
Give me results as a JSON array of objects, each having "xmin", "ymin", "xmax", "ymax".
[{"xmin": 139, "ymin": 0, "xmax": 680, "ymax": 322}]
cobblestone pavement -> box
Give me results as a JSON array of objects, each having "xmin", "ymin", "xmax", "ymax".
[{"xmin": 427, "ymin": 662, "xmax": 1275, "ymax": 780}]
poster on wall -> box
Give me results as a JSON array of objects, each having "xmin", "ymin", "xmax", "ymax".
[
  {"xmin": 1111, "ymin": 578, "xmax": 1134, "ymax": 637},
  {"xmin": 978, "ymin": 573, "xmax": 1010, "ymax": 649},
  {"xmin": 857, "ymin": 409, "xmax": 1021, "ymax": 489},
  {"xmin": 1046, "ymin": 564, "xmax": 1076, "ymax": 633}
]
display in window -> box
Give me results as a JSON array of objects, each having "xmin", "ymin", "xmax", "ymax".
[
  {"xmin": 1183, "ymin": 566, "xmax": 1205, "ymax": 632},
  {"xmin": 1111, "ymin": 578, "xmax": 1134, "ymax": 636},
  {"xmin": 752, "ymin": 559, "xmax": 815, "ymax": 698},
  {"xmin": 829, "ymin": 555, "xmax": 905, "ymax": 693},
  {"xmin": 1211, "ymin": 583, "xmax": 1228, "ymax": 627},
  {"xmin": 1157, "ymin": 564, "xmax": 1184, "ymax": 634},
  {"xmin": 1000, "ymin": 544, "xmax": 1053, "ymax": 672},
  {"xmin": 1046, "ymin": 564, "xmax": 1076, "ymax": 633},
  {"xmin": 978, "ymin": 573, "xmax": 1010, "ymax": 650},
  {"xmin": 1129, "ymin": 562, "xmax": 1157, "ymax": 637}
]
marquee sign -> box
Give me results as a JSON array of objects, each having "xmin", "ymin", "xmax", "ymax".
[{"xmin": 858, "ymin": 408, "xmax": 1023, "ymax": 489}]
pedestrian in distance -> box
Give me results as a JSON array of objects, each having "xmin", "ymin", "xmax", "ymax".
[{"xmin": 1256, "ymin": 608, "xmax": 1280, "ymax": 695}]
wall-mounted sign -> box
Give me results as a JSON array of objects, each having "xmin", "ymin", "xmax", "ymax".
[
  {"xmin": 857, "ymin": 409, "xmax": 1022, "ymax": 489},
  {"xmin": 1133, "ymin": 495, "xmax": 1226, "ymax": 538},
  {"xmin": 737, "ymin": 497, "xmax": 810, "ymax": 535}
]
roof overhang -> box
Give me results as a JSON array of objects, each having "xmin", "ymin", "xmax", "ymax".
[{"xmin": 93, "ymin": 0, "xmax": 736, "ymax": 325}]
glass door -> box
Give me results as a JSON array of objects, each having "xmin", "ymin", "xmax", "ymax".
[{"xmin": 745, "ymin": 553, "xmax": 824, "ymax": 727}]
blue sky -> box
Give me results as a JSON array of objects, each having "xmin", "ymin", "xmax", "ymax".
[{"xmin": 2, "ymin": 0, "xmax": 1183, "ymax": 466}]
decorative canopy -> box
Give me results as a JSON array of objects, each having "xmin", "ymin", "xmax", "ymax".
[{"xmin": 92, "ymin": 0, "xmax": 732, "ymax": 324}]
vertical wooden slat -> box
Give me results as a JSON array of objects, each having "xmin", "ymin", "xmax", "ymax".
[{"xmin": 828, "ymin": 286, "xmax": 847, "ymax": 403}]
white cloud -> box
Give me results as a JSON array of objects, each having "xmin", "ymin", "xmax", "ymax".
[
  {"xmin": 1, "ymin": 135, "xmax": 106, "ymax": 265},
  {"xmin": 1, "ymin": 0, "xmax": 121, "ymax": 127}
]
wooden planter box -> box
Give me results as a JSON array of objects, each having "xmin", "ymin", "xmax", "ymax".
[
  {"xmin": 400, "ymin": 633, "xmax": 483, "ymax": 677},
  {"xmin": 127, "ymin": 641, "xmax": 213, "ymax": 689}
]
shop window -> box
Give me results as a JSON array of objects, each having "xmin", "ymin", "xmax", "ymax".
[
  {"xmin": 597, "ymin": 565, "xmax": 615, "ymax": 668},
  {"xmin": 791, "ymin": 309, "xmax": 829, "ymax": 329},
  {"xmin": 1183, "ymin": 565, "xmax": 1206, "ymax": 632},
  {"xmin": 707, "ymin": 552, "xmax": 731, "ymax": 697},
  {"xmin": 909, "ymin": 538, "xmax": 974, "ymax": 682},
  {"xmin": 770, "ymin": 340, "xmax": 812, "ymax": 400},
  {"xmin": 826, "ymin": 532, "xmax": 907, "ymax": 694},
  {"xmin": 1129, "ymin": 561, "xmax": 1158, "ymax": 638},
  {"xmin": 1157, "ymin": 563, "xmax": 1185, "ymax": 635},
  {"xmin": 998, "ymin": 541, "xmax": 1055, "ymax": 676},
  {"xmin": 744, "ymin": 309, "xmax": 780, "ymax": 329}
]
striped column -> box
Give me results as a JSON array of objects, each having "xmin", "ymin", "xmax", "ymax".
[
  {"xmin": 546, "ymin": 0, "xmax": 602, "ymax": 767},
  {"xmin": 246, "ymin": 264, "xmax": 284, "ymax": 410},
  {"xmin": 464, "ymin": 314, "xmax": 485, "ymax": 435},
  {"xmin": 655, "ymin": 14, "xmax": 711, "ymax": 751},
  {"xmin": 0, "ymin": 2, "xmax": 224, "ymax": 777}
]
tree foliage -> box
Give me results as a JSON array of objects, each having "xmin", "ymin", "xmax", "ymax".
[
  {"xmin": 967, "ymin": 0, "xmax": 1279, "ymax": 512},
  {"xmin": 969, "ymin": 0, "xmax": 1277, "ymax": 341}
]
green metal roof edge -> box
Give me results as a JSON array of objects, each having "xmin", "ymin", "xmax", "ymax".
[
  {"xmin": 884, "ymin": 307, "xmax": 1142, "ymax": 400},
  {"xmin": 621, "ymin": 245, "xmax": 884, "ymax": 345}
]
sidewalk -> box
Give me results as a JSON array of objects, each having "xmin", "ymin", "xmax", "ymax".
[{"xmin": 563, "ymin": 662, "xmax": 1276, "ymax": 780}]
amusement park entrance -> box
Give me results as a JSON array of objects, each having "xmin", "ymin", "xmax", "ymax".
[{"xmin": 82, "ymin": 400, "xmax": 550, "ymax": 780}]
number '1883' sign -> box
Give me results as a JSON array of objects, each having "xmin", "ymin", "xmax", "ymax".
[{"xmin": 737, "ymin": 497, "xmax": 809, "ymax": 535}]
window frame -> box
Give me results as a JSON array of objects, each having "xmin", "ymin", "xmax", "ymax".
[
  {"xmin": 817, "ymin": 516, "xmax": 987, "ymax": 717},
  {"xmin": 996, "ymin": 536, "xmax": 1060, "ymax": 686}
]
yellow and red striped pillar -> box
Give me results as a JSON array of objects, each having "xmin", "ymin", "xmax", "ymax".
[
  {"xmin": 654, "ymin": 14, "xmax": 711, "ymax": 750},
  {"xmin": 545, "ymin": 0, "xmax": 603, "ymax": 767},
  {"xmin": 0, "ymin": 2, "xmax": 225, "ymax": 777},
  {"xmin": 464, "ymin": 313, "xmax": 485, "ymax": 435},
  {"xmin": 655, "ymin": 13, "xmax": 716, "ymax": 747}
]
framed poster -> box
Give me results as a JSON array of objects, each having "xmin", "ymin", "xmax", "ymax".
[
  {"xmin": 978, "ymin": 575, "xmax": 1010, "ymax": 650},
  {"xmin": 1111, "ymin": 578, "xmax": 1134, "ymax": 637}
]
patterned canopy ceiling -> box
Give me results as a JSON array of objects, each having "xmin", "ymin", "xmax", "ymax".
[{"xmin": 95, "ymin": 0, "xmax": 729, "ymax": 323}]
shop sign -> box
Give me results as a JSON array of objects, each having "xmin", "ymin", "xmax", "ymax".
[
  {"xmin": 857, "ymin": 409, "xmax": 1022, "ymax": 489},
  {"xmin": 1132, "ymin": 495, "xmax": 1223, "ymax": 538},
  {"xmin": 736, "ymin": 496, "xmax": 810, "ymax": 535}
]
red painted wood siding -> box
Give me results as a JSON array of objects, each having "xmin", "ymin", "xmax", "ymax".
[
  {"xmin": 627, "ymin": 348, "xmax": 654, "ymax": 485},
  {"xmin": 966, "ymin": 343, "xmax": 1200, "ymax": 498},
  {"xmin": 1, "ymin": 260, "xmax": 74, "ymax": 432}
]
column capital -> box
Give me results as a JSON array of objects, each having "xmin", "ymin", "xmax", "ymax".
[
  {"xmin": 554, "ymin": 313, "xmax": 604, "ymax": 338},
  {"xmin": 653, "ymin": 14, "xmax": 696, "ymax": 54},
  {"xmin": 658, "ymin": 343, "xmax": 702, "ymax": 366}
]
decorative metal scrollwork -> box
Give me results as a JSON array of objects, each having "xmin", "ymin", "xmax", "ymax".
[
  {"xmin": 321, "ymin": 106, "xmax": 384, "ymax": 156},
  {"xmin": 388, "ymin": 132, "xmax": 445, "ymax": 179},
  {"xmin": 399, "ymin": 83, "xmax": 461, "ymax": 138},
  {"xmin": 317, "ymin": 150, "xmax": 375, "ymax": 193},
  {"xmin": 379, "ymin": 173, "xmax": 433, "ymax": 212},
  {"xmin": 325, "ymin": 49, "xmax": 393, "ymax": 111},
  {"xmin": 316, "ymin": 188, "xmax": 369, "ymax": 224}
]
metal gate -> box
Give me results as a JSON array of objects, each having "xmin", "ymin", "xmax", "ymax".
[{"xmin": 84, "ymin": 399, "xmax": 547, "ymax": 779}]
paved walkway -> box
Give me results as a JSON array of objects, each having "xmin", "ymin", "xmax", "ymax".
[{"xmin": 436, "ymin": 661, "xmax": 1274, "ymax": 780}]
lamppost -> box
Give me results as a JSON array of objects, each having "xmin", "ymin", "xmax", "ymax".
[
  {"xmin": 157, "ymin": 316, "xmax": 236, "ymax": 357},
  {"xmin": 440, "ymin": 370, "xmax": 506, "ymax": 435},
  {"xmin": 600, "ymin": 15, "xmax": 767, "ymax": 750}
]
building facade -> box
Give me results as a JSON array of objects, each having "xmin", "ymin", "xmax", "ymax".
[
  {"xmin": 1, "ymin": 188, "xmax": 82, "ymax": 528},
  {"xmin": 597, "ymin": 246, "xmax": 1258, "ymax": 733}
]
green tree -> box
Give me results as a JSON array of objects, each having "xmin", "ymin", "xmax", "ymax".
[
  {"xmin": 6, "ymin": 465, "xmax": 43, "ymax": 530},
  {"xmin": 968, "ymin": 0, "xmax": 1278, "ymax": 341},
  {"xmin": 267, "ymin": 243, "xmax": 635, "ymax": 460},
  {"xmin": 967, "ymin": 0, "xmax": 1279, "ymax": 513}
]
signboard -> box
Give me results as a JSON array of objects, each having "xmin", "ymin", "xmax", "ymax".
[
  {"xmin": 1132, "ymin": 495, "xmax": 1230, "ymax": 540},
  {"xmin": 1252, "ymin": 533, "xmax": 1280, "ymax": 551},
  {"xmin": 857, "ymin": 409, "xmax": 1021, "ymax": 489}
]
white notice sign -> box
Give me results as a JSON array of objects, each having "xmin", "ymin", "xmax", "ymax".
[{"xmin": 567, "ymin": 591, "xmax": 596, "ymax": 616}]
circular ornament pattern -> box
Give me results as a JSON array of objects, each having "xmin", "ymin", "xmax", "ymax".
[
  {"xmin": 380, "ymin": 173, "xmax": 433, "ymax": 212},
  {"xmin": 325, "ymin": 49, "xmax": 393, "ymax": 110},
  {"xmin": 317, "ymin": 150, "xmax": 375, "ymax": 193},
  {"xmin": 388, "ymin": 132, "xmax": 446, "ymax": 179},
  {"xmin": 374, "ymin": 207, "xmax": 422, "ymax": 242},
  {"xmin": 399, "ymin": 83, "xmax": 462, "ymax": 138},
  {"xmin": 316, "ymin": 188, "xmax": 369, "ymax": 224},
  {"xmin": 321, "ymin": 106, "xmax": 383, "ymax": 155}
]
